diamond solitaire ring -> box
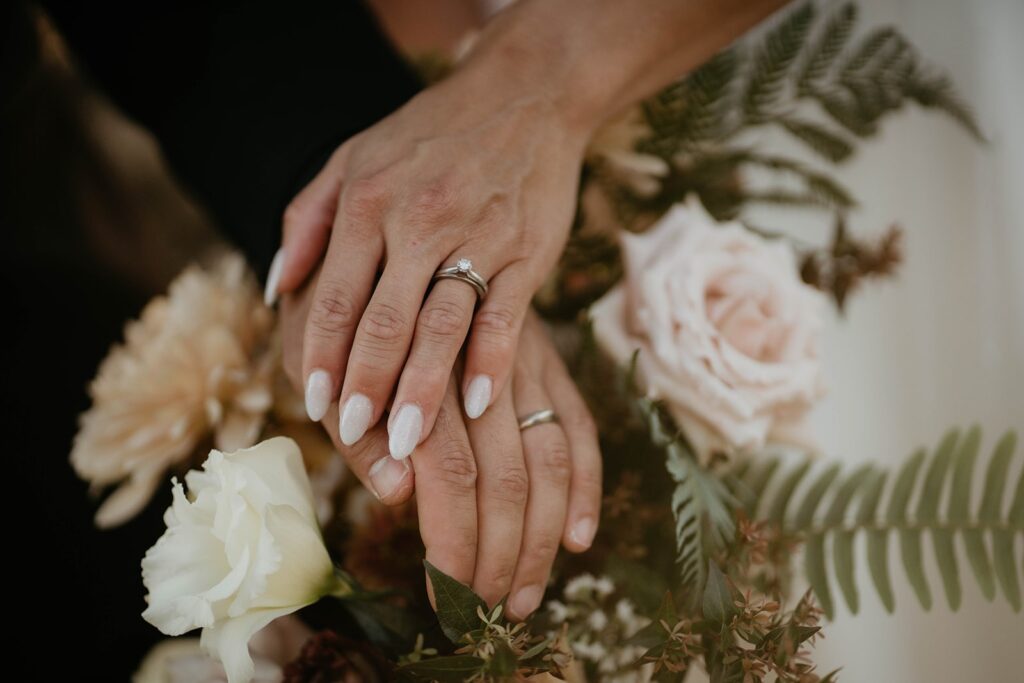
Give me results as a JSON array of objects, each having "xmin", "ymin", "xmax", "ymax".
[{"xmin": 431, "ymin": 258, "xmax": 489, "ymax": 299}]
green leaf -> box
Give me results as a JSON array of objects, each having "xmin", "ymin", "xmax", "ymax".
[
  {"xmin": 797, "ymin": 2, "xmax": 858, "ymax": 92},
  {"xmin": 794, "ymin": 464, "xmax": 842, "ymax": 528},
  {"xmin": 744, "ymin": 3, "xmax": 816, "ymax": 121},
  {"xmin": 950, "ymin": 426, "xmax": 995, "ymax": 601},
  {"xmin": 486, "ymin": 641, "xmax": 518, "ymax": 677},
  {"xmin": 702, "ymin": 561, "xmax": 736, "ymax": 630},
  {"xmin": 860, "ymin": 471, "xmax": 895, "ymax": 612},
  {"xmin": 667, "ymin": 443, "xmax": 737, "ymax": 590},
  {"xmin": 398, "ymin": 655, "xmax": 486, "ymax": 681},
  {"xmin": 919, "ymin": 430, "xmax": 961, "ymax": 609},
  {"xmin": 769, "ymin": 461, "xmax": 811, "ymax": 524},
  {"xmin": 424, "ymin": 560, "xmax": 488, "ymax": 643},
  {"xmin": 827, "ymin": 465, "xmax": 873, "ymax": 614},
  {"xmin": 805, "ymin": 534, "xmax": 832, "ymax": 619},
  {"xmin": 779, "ymin": 118, "xmax": 855, "ymax": 162},
  {"xmin": 629, "ymin": 591, "xmax": 679, "ymax": 649}
]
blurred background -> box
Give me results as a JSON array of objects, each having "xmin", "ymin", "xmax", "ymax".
[{"xmin": 2, "ymin": 0, "xmax": 1020, "ymax": 680}]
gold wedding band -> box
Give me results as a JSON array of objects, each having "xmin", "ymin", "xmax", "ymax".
[
  {"xmin": 431, "ymin": 258, "xmax": 488, "ymax": 299},
  {"xmin": 518, "ymin": 408, "xmax": 559, "ymax": 431}
]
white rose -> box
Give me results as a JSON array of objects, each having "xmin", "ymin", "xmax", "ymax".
[
  {"xmin": 141, "ymin": 437, "xmax": 339, "ymax": 683},
  {"xmin": 590, "ymin": 196, "xmax": 825, "ymax": 457}
]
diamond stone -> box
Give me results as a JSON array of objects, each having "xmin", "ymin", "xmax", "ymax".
[{"xmin": 456, "ymin": 258, "xmax": 472, "ymax": 273}]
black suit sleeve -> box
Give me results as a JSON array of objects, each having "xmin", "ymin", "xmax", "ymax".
[{"xmin": 38, "ymin": 0, "xmax": 421, "ymax": 271}]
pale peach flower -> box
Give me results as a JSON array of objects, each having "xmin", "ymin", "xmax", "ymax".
[
  {"xmin": 71, "ymin": 252, "xmax": 274, "ymax": 528},
  {"xmin": 590, "ymin": 196, "xmax": 825, "ymax": 458}
]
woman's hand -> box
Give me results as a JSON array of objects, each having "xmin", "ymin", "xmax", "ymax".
[
  {"xmin": 280, "ymin": 270, "xmax": 601, "ymax": 617},
  {"xmin": 272, "ymin": 62, "xmax": 589, "ymax": 460}
]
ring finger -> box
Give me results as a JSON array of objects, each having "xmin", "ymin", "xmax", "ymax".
[{"xmin": 505, "ymin": 373, "xmax": 571, "ymax": 621}]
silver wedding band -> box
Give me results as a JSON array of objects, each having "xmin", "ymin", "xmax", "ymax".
[
  {"xmin": 431, "ymin": 258, "xmax": 488, "ymax": 299},
  {"xmin": 518, "ymin": 408, "xmax": 559, "ymax": 431}
]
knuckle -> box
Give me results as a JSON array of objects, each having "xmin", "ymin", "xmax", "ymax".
[
  {"xmin": 360, "ymin": 302, "xmax": 407, "ymax": 347},
  {"xmin": 491, "ymin": 465, "xmax": 529, "ymax": 506},
  {"xmin": 525, "ymin": 535, "xmax": 561, "ymax": 565},
  {"xmin": 539, "ymin": 442, "xmax": 572, "ymax": 485},
  {"xmin": 410, "ymin": 180, "xmax": 459, "ymax": 223},
  {"xmin": 474, "ymin": 301, "xmax": 520, "ymax": 341},
  {"xmin": 436, "ymin": 446, "xmax": 478, "ymax": 491},
  {"xmin": 308, "ymin": 283, "xmax": 359, "ymax": 338},
  {"xmin": 480, "ymin": 564, "xmax": 516, "ymax": 594},
  {"xmin": 419, "ymin": 298, "xmax": 468, "ymax": 340},
  {"xmin": 342, "ymin": 176, "xmax": 388, "ymax": 225}
]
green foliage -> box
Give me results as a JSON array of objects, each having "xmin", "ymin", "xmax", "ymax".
[
  {"xmin": 734, "ymin": 428, "xmax": 1023, "ymax": 618},
  {"xmin": 424, "ymin": 560, "xmax": 489, "ymax": 644},
  {"xmin": 634, "ymin": 394, "xmax": 737, "ymax": 594},
  {"xmin": 632, "ymin": 0, "xmax": 981, "ymax": 223},
  {"xmin": 401, "ymin": 562, "xmax": 570, "ymax": 681}
]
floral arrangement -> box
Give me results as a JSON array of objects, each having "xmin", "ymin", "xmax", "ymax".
[{"xmin": 71, "ymin": 4, "xmax": 1021, "ymax": 683}]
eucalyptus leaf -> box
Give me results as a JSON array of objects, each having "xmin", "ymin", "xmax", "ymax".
[{"xmin": 424, "ymin": 560, "xmax": 488, "ymax": 643}]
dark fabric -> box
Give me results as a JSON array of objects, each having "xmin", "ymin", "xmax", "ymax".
[
  {"xmin": 40, "ymin": 0, "xmax": 421, "ymax": 273},
  {"xmin": 2, "ymin": 2, "xmax": 419, "ymax": 678}
]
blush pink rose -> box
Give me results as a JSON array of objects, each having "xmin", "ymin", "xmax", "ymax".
[{"xmin": 590, "ymin": 196, "xmax": 825, "ymax": 457}]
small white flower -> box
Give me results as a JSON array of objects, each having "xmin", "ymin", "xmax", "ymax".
[
  {"xmin": 573, "ymin": 639, "xmax": 608, "ymax": 662},
  {"xmin": 545, "ymin": 600, "xmax": 570, "ymax": 624},
  {"xmin": 594, "ymin": 576, "xmax": 615, "ymax": 598},
  {"xmin": 564, "ymin": 573, "xmax": 599, "ymax": 601},
  {"xmin": 587, "ymin": 609, "xmax": 609, "ymax": 632}
]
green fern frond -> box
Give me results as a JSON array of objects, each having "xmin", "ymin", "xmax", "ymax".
[
  {"xmin": 797, "ymin": 2, "xmax": 858, "ymax": 94},
  {"xmin": 743, "ymin": 3, "xmax": 816, "ymax": 122},
  {"xmin": 634, "ymin": 395, "xmax": 737, "ymax": 593},
  {"xmin": 737, "ymin": 427, "xmax": 1022, "ymax": 618},
  {"xmin": 778, "ymin": 117, "xmax": 855, "ymax": 162}
]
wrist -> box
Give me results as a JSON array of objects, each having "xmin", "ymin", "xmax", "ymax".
[{"xmin": 453, "ymin": 10, "xmax": 613, "ymax": 143}]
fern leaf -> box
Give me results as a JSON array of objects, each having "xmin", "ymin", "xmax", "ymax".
[
  {"xmin": 744, "ymin": 3, "xmax": 816, "ymax": 122},
  {"xmin": 768, "ymin": 461, "xmax": 811, "ymax": 524},
  {"xmin": 797, "ymin": 2, "xmax": 858, "ymax": 93},
  {"xmin": 750, "ymin": 428, "xmax": 1021, "ymax": 617},
  {"xmin": 779, "ymin": 118, "xmax": 855, "ymax": 162},
  {"xmin": 990, "ymin": 432, "xmax": 1022, "ymax": 609},
  {"xmin": 950, "ymin": 426, "xmax": 996, "ymax": 600},
  {"xmin": 795, "ymin": 464, "xmax": 842, "ymax": 528},
  {"xmin": 904, "ymin": 69, "xmax": 985, "ymax": 141},
  {"xmin": 920, "ymin": 430, "xmax": 962, "ymax": 609},
  {"xmin": 828, "ymin": 465, "xmax": 873, "ymax": 616},
  {"xmin": 860, "ymin": 470, "xmax": 895, "ymax": 612},
  {"xmin": 667, "ymin": 443, "xmax": 736, "ymax": 591}
]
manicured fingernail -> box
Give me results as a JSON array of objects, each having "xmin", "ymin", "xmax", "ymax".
[
  {"xmin": 368, "ymin": 455, "xmax": 409, "ymax": 500},
  {"xmin": 339, "ymin": 393, "xmax": 373, "ymax": 445},
  {"xmin": 570, "ymin": 517, "xmax": 596, "ymax": 549},
  {"xmin": 304, "ymin": 369, "xmax": 331, "ymax": 422},
  {"xmin": 264, "ymin": 248, "xmax": 285, "ymax": 306},
  {"xmin": 389, "ymin": 404, "xmax": 423, "ymax": 460},
  {"xmin": 510, "ymin": 585, "xmax": 544, "ymax": 619},
  {"xmin": 463, "ymin": 375, "xmax": 492, "ymax": 419}
]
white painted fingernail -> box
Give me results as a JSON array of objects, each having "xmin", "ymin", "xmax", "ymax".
[
  {"xmin": 264, "ymin": 248, "xmax": 285, "ymax": 306},
  {"xmin": 388, "ymin": 404, "xmax": 423, "ymax": 460},
  {"xmin": 339, "ymin": 393, "xmax": 373, "ymax": 445},
  {"xmin": 304, "ymin": 369, "xmax": 332, "ymax": 422},
  {"xmin": 464, "ymin": 375, "xmax": 492, "ymax": 419},
  {"xmin": 570, "ymin": 517, "xmax": 597, "ymax": 549},
  {"xmin": 368, "ymin": 455, "xmax": 409, "ymax": 500}
]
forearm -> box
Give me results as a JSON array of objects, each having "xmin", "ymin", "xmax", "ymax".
[{"xmin": 459, "ymin": 0, "xmax": 791, "ymax": 134}]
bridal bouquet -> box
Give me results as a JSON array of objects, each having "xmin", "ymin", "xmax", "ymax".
[{"xmin": 72, "ymin": 4, "xmax": 1020, "ymax": 682}]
